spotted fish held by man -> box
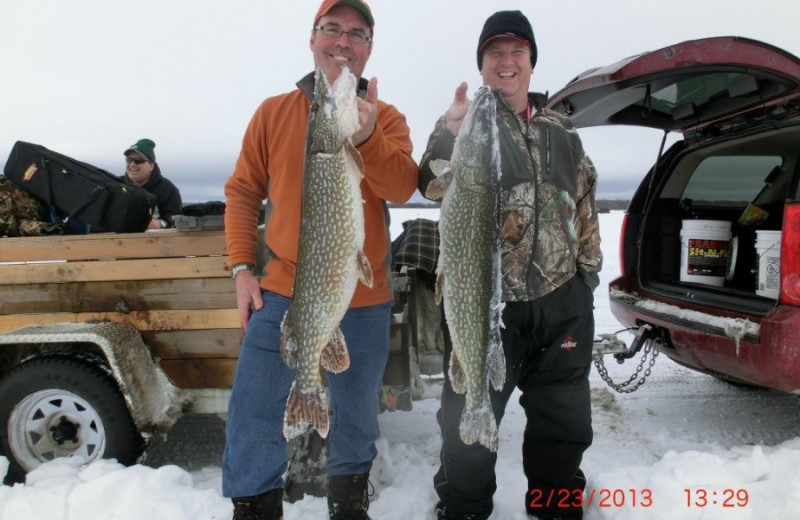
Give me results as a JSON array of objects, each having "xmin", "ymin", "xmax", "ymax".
[
  {"xmin": 426, "ymin": 86, "xmax": 506, "ymax": 451},
  {"xmin": 280, "ymin": 66, "xmax": 372, "ymax": 441}
]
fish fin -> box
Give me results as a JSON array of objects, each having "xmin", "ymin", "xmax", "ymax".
[
  {"xmin": 434, "ymin": 273, "xmax": 443, "ymax": 305},
  {"xmin": 321, "ymin": 327, "xmax": 350, "ymax": 373},
  {"xmin": 280, "ymin": 312, "xmax": 298, "ymax": 368},
  {"xmin": 284, "ymin": 382, "xmax": 330, "ymax": 440},
  {"xmin": 357, "ymin": 250, "xmax": 374, "ymax": 287},
  {"xmin": 459, "ymin": 398, "xmax": 499, "ymax": 452},
  {"xmin": 448, "ymin": 350, "xmax": 467, "ymax": 394},
  {"xmin": 429, "ymin": 158, "xmax": 450, "ymax": 178},
  {"xmin": 487, "ymin": 335, "xmax": 506, "ymax": 391},
  {"xmin": 424, "ymin": 169, "xmax": 454, "ymax": 200},
  {"xmin": 345, "ymin": 140, "xmax": 364, "ymax": 174}
]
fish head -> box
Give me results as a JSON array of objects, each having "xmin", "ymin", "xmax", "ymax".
[
  {"xmin": 452, "ymin": 86, "xmax": 500, "ymax": 190},
  {"xmin": 331, "ymin": 67, "xmax": 360, "ymax": 139},
  {"xmin": 308, "ymin": 67, "xmax": 360, "ymax": 154}
]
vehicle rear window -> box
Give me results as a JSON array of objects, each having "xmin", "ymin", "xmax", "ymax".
[
  {"xmin": 646, "ymin": 73, "xmax": 742, "ymax": 116},
  {"xmin": 681, "ymin": 155, "xmax": 783, "ymax": 207},
  {"xmin": 638, "ymin": 71, "xmax": 795, "ymax": 122}
]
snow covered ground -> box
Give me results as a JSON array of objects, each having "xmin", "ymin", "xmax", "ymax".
[{"xmin": 2, "ymin": 209, "xmax": 800, "ymax": 520}]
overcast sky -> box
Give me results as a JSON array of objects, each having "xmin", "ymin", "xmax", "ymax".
[{"xmin": 2, "ymin": 0, "xmax": 799, "ymax": 202}]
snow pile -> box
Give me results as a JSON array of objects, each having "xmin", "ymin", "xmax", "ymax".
[{"xmin": 0, "ymin": 457, "xmax": 231, "ymax": 519}]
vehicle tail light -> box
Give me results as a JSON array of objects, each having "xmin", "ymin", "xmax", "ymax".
[
  {"xmin": 781, "ymin": 203, "xmax": 800, "ymax": 306},
  {"xmin": 619, "ymin": 213, "xmax": 629, "ymax": 276}
]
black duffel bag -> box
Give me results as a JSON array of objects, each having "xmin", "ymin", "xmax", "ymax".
[{"xmin": 3, "ymin": 141, "xmax": 156, "ymax": 233}]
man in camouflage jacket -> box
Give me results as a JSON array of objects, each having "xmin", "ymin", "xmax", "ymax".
[{"xmin": 418, "ymin": 10, "xmax": 602, "ymax": 520}]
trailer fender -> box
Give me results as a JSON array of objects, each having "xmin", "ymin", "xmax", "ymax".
[{"xmin": 0, "ymin": 321, "xmax": 185, "ymax": 435}]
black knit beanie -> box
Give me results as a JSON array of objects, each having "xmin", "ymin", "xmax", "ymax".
[{"xmin": 477, "ymin": 10, "xmax": 537, "ymax": 70}]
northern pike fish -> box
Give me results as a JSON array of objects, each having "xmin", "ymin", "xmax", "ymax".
[
  {"xmin": 426, "ymin": 86, "xmax": 506, "ymax": 451},
  {"xmin": 281, "ymin": 66, "xmax": 372, "ymax": 440}
]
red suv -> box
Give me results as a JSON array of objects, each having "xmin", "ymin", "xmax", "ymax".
[{"xmin": 547, "ymin": 37, "xmax": 800, "ymax": 392}]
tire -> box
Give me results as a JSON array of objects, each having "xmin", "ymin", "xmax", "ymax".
[{"xmin": 0, "ymin": 357, "xmax": 144, "ymax": 484}]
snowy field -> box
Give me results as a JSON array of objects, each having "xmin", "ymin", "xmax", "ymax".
[{"xmin": 2, "ymin": 209, "xmax": 800, "ymax": 519}]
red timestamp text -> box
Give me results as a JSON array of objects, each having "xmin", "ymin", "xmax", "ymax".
[
  {"xmin": 528, "ymin": 488, "xmax": 654, "ymax": 509},
  {"xmin": 684, "ymin": 488, "xmax": 749, "ymax": 508}
]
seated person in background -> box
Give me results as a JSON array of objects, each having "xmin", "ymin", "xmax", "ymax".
[{"xmin": 122, "ymin": 138, "xmax": 182, "ymax": 229}]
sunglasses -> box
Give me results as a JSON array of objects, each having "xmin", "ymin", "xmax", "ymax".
[{"xmin": 126, "ymin": 157, "xmax": 148, "ymax": 165}]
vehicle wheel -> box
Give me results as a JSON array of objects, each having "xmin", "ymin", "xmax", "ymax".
[{"xmin": 0, "ymin": 357, "xmax": 144, "ymax": 484}]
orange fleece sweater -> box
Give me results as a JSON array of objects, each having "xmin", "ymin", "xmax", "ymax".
[{"xmin": 224, "ymin": 77, "xmax": 418, "ymax": 307}]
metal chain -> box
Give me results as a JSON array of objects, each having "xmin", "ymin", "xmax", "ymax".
[{"xmin": 593, "ymin": 339, "xmax": 660, "ymax": 393}]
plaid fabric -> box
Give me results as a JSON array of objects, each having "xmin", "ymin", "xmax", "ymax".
[{"xmin": 392, "ymin": 218, "xmax": 440, "ymax": 273}]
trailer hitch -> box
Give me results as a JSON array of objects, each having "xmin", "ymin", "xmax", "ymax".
[{"xmin": 592, "ymin": 324, "xmax": 662, "ymax": 393}]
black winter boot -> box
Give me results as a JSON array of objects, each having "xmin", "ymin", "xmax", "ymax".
[
  {"xmin": 327, "ymin": 473, "xmax": 371, "ymax": 520},
  {"xmin": 435, "ymin": 504, "xmax": 485, "ymax": 520},
  {"xmin": 231, "ymin": 488, "xmax": 284, "ymax": 520},
  {"xmin": 525, "ymin": 469, "xmax": 586, "ymax": 520}
]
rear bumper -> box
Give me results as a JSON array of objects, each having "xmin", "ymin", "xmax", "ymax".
[{"xmin": 608, "ymin": 276, "xmax": 800, "ymax": 393}]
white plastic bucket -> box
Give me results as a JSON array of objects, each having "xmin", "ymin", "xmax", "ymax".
[
  {"xmin": 755, "ymin": 230, "xmax": 782, "ymax": 298},
  {"xmin": 680, "ymin": 220, "xmax": 732, "ymax": 286}
]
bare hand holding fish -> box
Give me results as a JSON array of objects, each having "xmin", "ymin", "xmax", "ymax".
[
  {"xmin": 352, "ymin": 77, "xmax": 378, "ymax": 146},
  {"xmin": 444, "ymin": 81, "xmax": 471, "ymax": 136}
]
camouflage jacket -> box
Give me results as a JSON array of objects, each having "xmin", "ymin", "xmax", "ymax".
[
  {"xmin": 0, "ymin": 175, "xmax": 63, "ymax": 237},
  {"xmin": 419, "ymin": 92, "xmax": 602, "ymax": 302}
]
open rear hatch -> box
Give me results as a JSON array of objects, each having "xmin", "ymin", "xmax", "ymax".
[
  {"xmin": 546, "ymin": 37, "xmax": 800, "ymax": 313},
  {"xmin": 546, "ymin": 36, "xmax": 800, "ymax": 138}
]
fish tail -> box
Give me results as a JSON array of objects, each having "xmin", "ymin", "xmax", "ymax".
[
  {"xmin": 321, "ymin": 327, "xmax": 350, "ymax": 373},
  {"xmin": 284, "ymin": 382, "xmax": 329, "ymax": 440},
  {"xmin": 459, "ymin": 398, "xmax": 498, "ymax": 452}
]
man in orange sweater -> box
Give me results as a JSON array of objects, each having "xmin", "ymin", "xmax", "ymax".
[{"xmin": 222, "ymin": 1, "xmax": 418, "ymax": 519}]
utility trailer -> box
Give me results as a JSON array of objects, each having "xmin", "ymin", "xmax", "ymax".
[{"xmin": 0, "ymin": 228, "xmax": 421, "ymax": 484}]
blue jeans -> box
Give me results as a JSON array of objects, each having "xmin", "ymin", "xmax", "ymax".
[{"xmin": 222, "ymin": 291, "xmax": 391, "ymax": 498}]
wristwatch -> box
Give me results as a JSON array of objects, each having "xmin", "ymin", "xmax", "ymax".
[{"xmin": 230, "ymin": 263, "xmax": 254, "ymax": 279}]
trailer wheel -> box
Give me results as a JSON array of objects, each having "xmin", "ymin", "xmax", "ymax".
[{"xmin": 0, "ymin": 357, "xmax": 144, "ymax": 484}]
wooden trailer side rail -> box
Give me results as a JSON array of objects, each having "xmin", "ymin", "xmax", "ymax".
[{"xmin": 0, "ymin": 230, "xmax": 241, "ymax": 389}]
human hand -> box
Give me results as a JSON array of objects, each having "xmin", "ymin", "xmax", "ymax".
[
  {"xmin": 445, "ymin": 82, "xmax": 470, "ymax": 136},
  {"xmin": 146, "ymin": 218, "xmax": 164, "ymax": 230},
  {"xmin": 233, "ymin": 270, "xmax": 263, "ymax": 330},
  {"xmin": 352, "ymin": 77, "xmax": 378, "ymax": 147}
]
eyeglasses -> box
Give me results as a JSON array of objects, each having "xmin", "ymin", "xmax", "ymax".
[
  {"xmin": 126, "ymin": 157, "xmax": 148, "ymax": 165},
  {"xmin": 314, "ymin": 24, "xmax": 372, "ymax": 45}
]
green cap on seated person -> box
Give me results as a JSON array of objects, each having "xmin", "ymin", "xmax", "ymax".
[{"xmin": 124, "ymin": 138, "xmax": 156, "ymax": 162}]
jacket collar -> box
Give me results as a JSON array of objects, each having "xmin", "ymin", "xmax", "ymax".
[
  {"xmin": 494, "ymin": 90, "xmax": 549, "ymax": 120},
  {"xmin": 529, "ymin": 91, "xmax": 548, "ymax": 110}
]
